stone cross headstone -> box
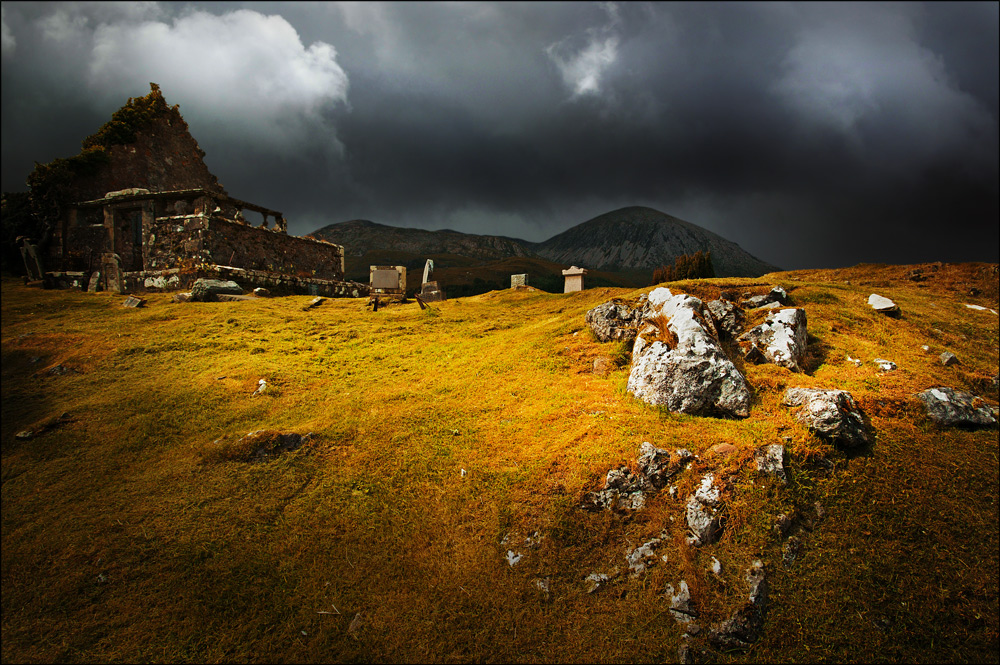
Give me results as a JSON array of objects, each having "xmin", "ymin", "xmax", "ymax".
[{"xmin": 422, "ymin": 259, "xmax": 434, "ymax": 285}]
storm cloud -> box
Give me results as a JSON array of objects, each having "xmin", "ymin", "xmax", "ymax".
[{"xmin": 2, "ymin": 1, "xmax": 997, "ymax": 269}]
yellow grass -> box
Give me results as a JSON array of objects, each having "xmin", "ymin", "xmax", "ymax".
[{"xmin": 2, "ymin": 263, "xmax": 997, "ymax": 663}]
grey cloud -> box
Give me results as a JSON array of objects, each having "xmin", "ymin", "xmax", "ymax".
[{"xmin": 2, "ymin": 1, "xmax": 996, "ymax": 269}]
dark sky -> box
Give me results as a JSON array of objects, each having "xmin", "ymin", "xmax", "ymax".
[{"xmin": 2, "ymin": 1, "xmax": 998, "ymax": 269}]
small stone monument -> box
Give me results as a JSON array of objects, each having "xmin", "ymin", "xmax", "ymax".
[
  {"xmin": 101, "ymin": 252, "xmax": 123, "ymax": 293},
  {"xmin": 511, "ymin": 274, "xmax": 528, "ymax": 289},
  {"xmin": 562, "ymin": 266, "xmax": 587, "ymax": 293},
  {"xmin": 19, "ymin": 238, "xmax": 45, "ymax": 281},
  {"xmin": 419, "ymin": 258, "xmax": 445, "ymax": 302}
]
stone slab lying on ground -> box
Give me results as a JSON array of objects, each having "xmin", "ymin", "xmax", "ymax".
[
  {"xmin": 782, "ymin": 387, "xmax": 873, "ymax": 447},
  {"xmin": 963, "ymin": 303, "xmax": 998, "ymax": 315},
  {"xmin": 916, "ymin": 387, "xmax": 998, "ymax": 427},
  {"xmin": 737, "ymin": 308, "xmax": 808, "ymax": 372},
  {"xmin": 867, "ymin": 293, "xmax": 900, "ymax": 316},
  {"xmin": 190, "ymin": 278, "xmax": 243, "ymax": 302},
  {"xmin": 627, "ymin": 288, "xmax": 751, "ymax": 418},
  {"xmin": 940, "ymin": 351, "xmax": 960, "ymax": 366},
  {"xmin": 121, "ymin": 295, "xmax": 145, "ymax": 308}
]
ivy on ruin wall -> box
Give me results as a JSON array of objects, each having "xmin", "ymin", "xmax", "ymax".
[{"xmin": 26, "ymin": 83, "xmax": 222, "ymax": 236}]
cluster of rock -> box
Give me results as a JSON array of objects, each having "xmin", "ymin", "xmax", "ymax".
[
  {"xmin": 586, "ymin": 286, "xmax": 831, "ymax": 420},
  {"xmin": 573, "ymin": 282, "xmax": 997, "ymax": 660},
  {"xmin": 707, "ymin": 560, "xmax": 769, "ymax": 648},
  {"xmin": 626, "ymin": 288, "xmax": 752, "ymax": 418},
  {"xmin": 581, "ymin": 442, "xmax": 693, "ymax": 512}
]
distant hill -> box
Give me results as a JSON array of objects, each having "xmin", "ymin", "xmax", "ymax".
[
  {"xmin": 308, "ymin": 206, "xmax": 778, "ymax": 291},
  {"xmin": 309, "ymin": 220, "xmax": 533, "ymax": 261},
  {"xmin": 531, "ymin": 206, "xmax": 778, "ymax": 277}
]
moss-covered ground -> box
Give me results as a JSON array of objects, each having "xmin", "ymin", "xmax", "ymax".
[{"xmin": 2, "ymin": 262, "xmax": 997, "ymax": 663}]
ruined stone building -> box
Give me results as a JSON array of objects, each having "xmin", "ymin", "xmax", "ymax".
[{"xmin": 26, "ymin": 83, "xmax": 366, "ymax": 297}]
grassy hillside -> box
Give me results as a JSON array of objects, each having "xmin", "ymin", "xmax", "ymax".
[{"xmin": 2, "ymin": 263, "xmax": 997, "ymax": 663}]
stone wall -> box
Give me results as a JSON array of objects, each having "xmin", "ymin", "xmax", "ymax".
[
  {"xmin": 60, "ymin": 115, "xmax": 225, "ymax": 206},
  {"xmin": 126, "ymin": 266, "xmax": 368, "ymax": 298},
  {"xmin": 147, "ymin": 214, "xmax": 344, "ymax": 280}
]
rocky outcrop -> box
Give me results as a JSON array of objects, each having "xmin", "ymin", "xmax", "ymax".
[
  {"xmin": 754, "ymin": 444, "xmax": 787, "ymax": 484},
  {"xmin": 706, "ymin": 299, "xmax": 746, "ymax": 338},
  {"xmin": 667, "ymin": 580, "xmax": 696, "ymax": 624},
  {"xmin": 940, "ymin": 352, "xmax": 960, "ymax": 367},
  {"xmin": 627, "ymin": 288, "xmax": 751, "ymax": 418},
  {"xmin": 636, "ymin": 442, "xmax": 693, "ymax": 488},
  {"xmin": 742, "ymin": 286, "xmax": 787, "ymax": 309},
  {"xmin": 626, "ymin": 536, "xmax": 665, "ymax": 577},
  {"xmin": 916, "ymin": 387, "xmax": 997, "ymax": 427},
  {"xmin": 708, "ymin": 560, "xmax": 769, "ymax": 649},
  {"xmin": 782, "ymin": 388, "xmax": 873, "ymax": 447},
  {"xmin": 585, "ymin": 299, "xmax": 645, "ymax": 343},
  {"xmin": 581, "ymin": 466, "xmax": 648, "ymax": 512},
  {"xmin": 737, "ymin": 308, "xmax": 808, "ymax": 372},
  {"xmin": 583, "ymin": 443, "xmax": 693, "ymax": 512},
  {"xmin": 686, "ymin": 473, "xmax": 724, "ymax": 546},
  {"xmin": 874, "ymin": 358, "xmax": 897, "ymax": 372}
]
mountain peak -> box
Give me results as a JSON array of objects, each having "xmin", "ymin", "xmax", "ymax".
[
  {"xmin": 309, "ymin": 206, "xmax": 777, "ymax": 277},
  {"xmin": 534, "ymin": 208, "xmax": 777, "ymax": 276}
]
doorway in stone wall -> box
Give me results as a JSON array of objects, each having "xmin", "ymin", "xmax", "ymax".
[{"xmin": 114, "ymin": 208, "xmax": 143, "ymax": 272}]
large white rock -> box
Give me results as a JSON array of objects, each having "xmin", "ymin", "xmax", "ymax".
[
  {"xmin": 627, "ymin": 289, "xmax": 751, "ymax": 418},
  {"xmin": 737, "ymin": 308, "xmax": 808, "ymax": 372}
]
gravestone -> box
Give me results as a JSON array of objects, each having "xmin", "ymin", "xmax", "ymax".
[
  {"xmin": 511, "ymin": 274, "xmax": 528, "ymax": 288},
  {"xmin": 562, "ymin": 266, "xmax": 587, "ymax": 293},
  {"xmin": 101, "ymin": 253, "xmax": 123, "ymax": 293},
  {"xmin": 19, "ymin": 240, "xmax": 44, "ymax": 281}
]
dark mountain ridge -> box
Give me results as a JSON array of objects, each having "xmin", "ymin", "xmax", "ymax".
[{"xmin": 309, "ymin": 206, "xmax": 778, "ymax": 278}]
